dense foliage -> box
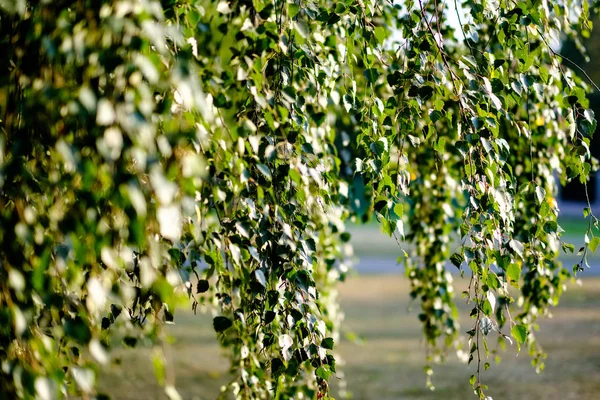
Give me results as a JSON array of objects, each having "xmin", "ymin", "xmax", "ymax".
[{"xmin": 0, "ymin": 0, "xmax": 598, "ymax": 399}]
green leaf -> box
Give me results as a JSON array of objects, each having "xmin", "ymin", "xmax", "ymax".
[
  {"xmin": 271, "ymin": 358, "xmax": 285, "ymax": 378},
  {"xmin": 197, "ymin": 279, "xmax": 209, "ymax": 293},
  {"xmin": 535, "ymin": 186, "xmax": 545, "ymax": 204},
  {"xmin": 257, "ymin": 164, "xmax": 272, "ymax": 180},
  {"xmin": 472, "ymin": 116, "xmax": 483, "ymax": 130},
  {"xmin": 288, "ymin": 3, "xmax": 300, "ymax": 18},
  {"xmin": 374, "ymin": 26, "xmax": 386, "ymax": 45},
  {"xmin": 506, "ymin": 263, "xmax": 521, "ymax": 286},
  {"xmin": 511, "ymin": 324, "xmax": 528, "ymax": 344},
  {"xmin": 321, "ymin": 337, "xmax": 334, "ymax": 350},
  {"xmin": 64, "ymin": 316, "xmax": 92, "ymax": 344},
  {"xmin": 123, "ymin": 336, "xmax": 137, "ymax": 347},
  {"xmin": 482, "ymin": 300, "xmax": 493, "ymax": 317},
  {"xmin": 370, "ymin": 139, "xmax": 387, "ymax": 156},
  {"xmin": 487, "ymin": 274, "xmax": 500, "ymax": 290},
  {"xmin": 393, "ymin": 203, "xmax": 404, "ymax": 218},
  {"xmin": 316, "ymin": 366, "xmax": 331, "ymax": 380},
  {"xmin": 539, "ymin": 66, "xmax": 549, "ymax": 83},
  {"xmin": 213, "ymin": 93, "xmax": 227, "ymax": 108},
  {"xmin": 340, "ymin": 232, "xmax": 351, "ymax": 242},
  {"xmin": 434, "ymin": 137, "xmax": 446, "ymax": 153},
  {"xmin": 543, "ymin": 221, "xmax": 558, "ymax": 234},
  {"xmin": 152, "ymin": 349, "xmax": 166, "ymax": 385},
  {"xmin": 363, "ymin": 68, "xmax": 380, "ymax": 83},
  {"xmin": 589, "ymin": 237, "xmax": 600, "ymax": 253},
  {"xmin": 350, "ymin": 174, "xmax": 368, "ymax": 217},
  {"xmin": 168, "ymin": 248, "xmax": 184, "ymax": 265},
  {"xmin": 429, "ymin": 110, "xmax": 443, "ymax": 124},
  {"xmin": 264, "ymin": 310, "xmax": 276, "ymax": 324},
  {"xmin": 288, "ymin": 168, "xmax": 301, "ymax": 184},
  {"xmin": 450, "ymin": 253, "xmax": 464, "ymax": 269},
  {"xmin": 380, "ymin": 218, "xmax": 393, "ymax": 237},
  {"xmin": 213, "ymin": 316, "xmax": 233, "ymax": 332},
  {"xmin": 562, "ymin": 242, "xmax": 575, "ymax": 254}
]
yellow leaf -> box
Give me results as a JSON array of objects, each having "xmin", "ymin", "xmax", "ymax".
[{"xmin": 535, "ymin": 115, "xmax": 544, "ymax": 126}]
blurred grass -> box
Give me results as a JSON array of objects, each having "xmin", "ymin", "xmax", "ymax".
[
  {"xmin": 347, "ymin": 216, "xmax": 600, "ymax": 267},
  {"xmin": 98, "ymin": 276, "xmax": 600, "ymax": 400}
]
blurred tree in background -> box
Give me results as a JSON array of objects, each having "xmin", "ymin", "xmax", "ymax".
[
  {"xmin": 561, "ymin": 11, "xmax": 600, "ymax": 203},
  {"xmin": 0, "ymin": 1, "xmax": 598, "ymax": 399}
]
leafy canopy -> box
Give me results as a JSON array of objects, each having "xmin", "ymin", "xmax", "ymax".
[{"xmin": 0, "ymin": 0, "xmax": 598, "ymax": 399}]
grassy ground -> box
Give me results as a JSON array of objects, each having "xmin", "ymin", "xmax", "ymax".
[
  {"xmin": 347, "ymin": 216, "xmax": 600, "ymax": 268},
  {"xmin": 98, "ymin": 275, "xmax": 600, "ymax": 400}
]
